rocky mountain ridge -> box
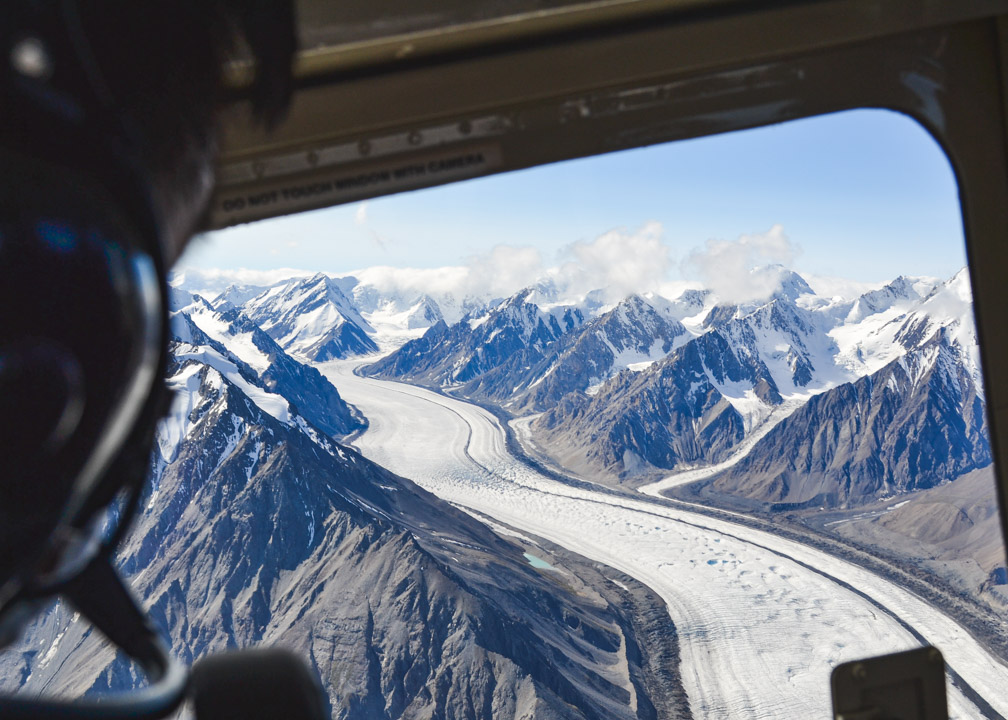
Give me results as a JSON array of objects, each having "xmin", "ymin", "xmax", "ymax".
[
  {"xmin": 1, "ymin": 311, "xmax": 685, "ymax": 719},
  {"xmin": 461, "ymin": 294, "xmax": 689, "ymax": 413},
  {"xmin": 242, "ymin": 273, "xmax": 380, "ymax": 360},
  {"xmin": 364, "ymin": 289, "xmax": 584, "ymax": 388},
  {"xmin": 174, "ymin": 264, "xmax": 987, "ymax": 513},
  {"xmin": 174, "ymin": 295, "xmax": 365, "ymax": 438},
  {"xmin": 706, "ymin": 329, "xmax": 989, "ymax": 509},
  {"xmin": 352, "ymin": 268, "xmax": 987, "ymax": 514}
]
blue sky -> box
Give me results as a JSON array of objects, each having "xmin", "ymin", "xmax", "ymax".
[{"xmin": 181, "ymin": 108, "xmax": 966, "ymax": 290}]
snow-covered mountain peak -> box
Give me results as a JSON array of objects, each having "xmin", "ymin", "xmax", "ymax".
[
  {"xmin": 888, "ymin": 275, "xmax": 919, "ymax": 295},
  {"xmin": 714, "ymin": 300, "xmax": 837, "ymax": 395},
  {"xmin": 214, "ymin": 282, "xmax": 271, "ymax": 312},
  {"xmin": 612, "ymin": 292, "xmax": 649, "ymax": 314},
  {"xmin": 892, "ymin": 327, "xmax": 964, "ymax": 395},
  {"xmin": 830, "ymin": 267, "xmax": 979, "ymax": 391},
  {"xmin": 604, "ymin": 294, "xmax": 683, "ymax": 337},
  {"xmin": 183, "ymin": 301, "xmax": 273, "ymax": 375},
  {"xmin": 498, "ymin": 286, "xmax": 536, "ymax": 310},
  {"xmin": 530, "ymin": 277, "xmax": 561, "ymax": 303},
  {"xmin": 673, "ymin": 288, "xmax": 709, "ymax": 306},
  {"xmin": 889, "ymin": 270, "xmax": 974, "ymax": 357},
  {"xmin": 699, "ymin": 270, "xmax": 814, "ymax": 331},
  {"xmin": 771, "ymin": 267, "xmax": 815, "ymax": 302},
  {"xmin": 239, "ymin": 273, "xmax": 378, "ymax": 360},
  {"xmin": 168, "ymin": 286, "xmax": 196, "ymax": 312},
  {"xmin": 845, "ymin": 274, "xmax": 935, "ymax": 323},
  {"xmin": 742, "ymin": 296, "xmax": 814, "ymax": 340},
  {"xmin": 168, "ymin": 288, "xmax": 217, "ymax": 317},
  {"xmin": 289, "ymin": 273, "xmax": 372, "ymax": 327},
  {"xmin": 362, "ymin": 295, "xmax": 446, "ymax": 348},
  {"xmin": 480, "ymin": 289, "xmax": 559, "ymax": 345},
  {"xmin": 403, "ymin": 294, "xmax": 443, "ymax": 327},
  {"xmin": 345, "ymin": 279, "xmax": 449, "ymax": 347},
  {"xmin": 481, "ymin": 287, "xmax": 584, "ymax": 339},
  {"xmin": 575, "ymin": 294, "xmax": 688, "ymax": 372},
  {"xmin": 940, "ymin": 266, "xmax": 972, "ymax": 301},
  {"xmin": 905, "ymin": 267, "xmax": 980, "ymax": 386},
  {"xmin": 646, "ymin": 288, "xmax": 704, "ymax": 319},
  {"xmin": 263, "ymin": 273, "xmax": 368, "ymax": 322},
  {"xmin": 170, "ymin": 304, "xmax": 364, "ymax": 438}
]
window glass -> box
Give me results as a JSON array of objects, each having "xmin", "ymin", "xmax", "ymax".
[
  {"xmin": 8, "ymin": 109, "xmax": 1005, "ymax": 719},
  {"xmin": 176, "ymin": 108, "xmax": 1006, "ymax": 717}
]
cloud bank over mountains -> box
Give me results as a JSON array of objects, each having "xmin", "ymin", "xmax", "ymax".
[
  {"xmin": 177, "ymin": 223, "xmax": 892, "ymax": 309},
  {"xmin": 683, "ymin": 224, "xmax": 801, "ymax": 304}
]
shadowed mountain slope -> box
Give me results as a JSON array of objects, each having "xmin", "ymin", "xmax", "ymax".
[
  {"xmin": 1, "ymin": 342, "xmax": 686, "ymax": 720},
  {"xmin": 707, "ymin": 330, "xmax": 989, "ymax": 509}
]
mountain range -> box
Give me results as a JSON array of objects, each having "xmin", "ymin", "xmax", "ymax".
[
  {"xmin": 171, "ymin": 264, "xmax": 987, "ymax": 512},
  {"xmin": 364, "ymin": 288, "xmax": 585, "ymax": 393},
  {"xmin": 3, "ymin": 260, "xmax": 996, "ymax": 715},
  {"xmin": 540, "ymin": 270, "xmax": 986, "ymax": 502},
  {"xmin": 363, "ymin": 267, "xmax": 986, "ymax": 512},
  {"xmin": 1, "ymin": 294, "xmax": 685, "ymax": 719},
  {"xmin": 707, "ymin": 328, "xmax": 989, "ymax": 509},
  {"xmin": 173, "ymin": 291, "xmax": 365, "ymax": 438}
]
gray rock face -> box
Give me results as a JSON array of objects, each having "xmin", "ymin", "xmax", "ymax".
[
  {"xmin": 533, "ymin": 328, "xmax": 780, "ymax": 478},
  {"xmin": 2, "ymin": 344, "xmax": 686, "ymax": 720},
  {"xmin": 816, "ymin": 464, "xmax": 1008, "ymax": 610},
  {"xmin": 464, "ymin": 295, "xmax": 687, "ymax": 412},
  {"xmin": 368, "ymin": 292, "xmax": 691, "ymax": 417},
  {"xmin": 709, "ymin": 330, "xmax": 989, "ymax": 508},
  {"xmin": 364, "ymin": 289, "xmax": 580, "ymax": 386},
  {"xmin": 177, "ymin": 305, "xmax": 366, "ymax": 437}
]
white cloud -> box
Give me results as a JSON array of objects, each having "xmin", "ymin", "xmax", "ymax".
[
  {"xmin": 802, "ymin": 273, "xmax": 883, "ymax": 301},
  {"xmin": 351, "ymin": 201, "xmax": 389, "ymax": 249},
  {"xmin": 461, "ymin": 244, "xmax": 544, "ymax": 299},
  {"xmin": 169, "ymin": 267, "xmax": 314, "ymax": 299},
  {"xmin": 682, "ymin": 224, "xmax": 800, "ymax": 304},
  {"xmin": 353, "ymin": 224, "xmax": 675, "ymax": 310},
  {"xmin": 349, "ymin": 246, "xmax": 544, "ymax": 316},
  {"xmin": 349, "ymin": 265, "xmax": 484, "ymax": 324},
  {"xmin": 351, "ymin": 265, "xmax": 471, "ymax": 298},
  {"xmin": 554, "ymin": 221, "xmax": 672, "ymax": 304},
  {"xmin": 182, "ymin": 223, "xmax": 806, "ymax": 313}
]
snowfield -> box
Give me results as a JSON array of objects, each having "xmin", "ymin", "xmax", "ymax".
[{"xmin": 320, "ymin": 360, "xmax": 1008, "ymax": 719}]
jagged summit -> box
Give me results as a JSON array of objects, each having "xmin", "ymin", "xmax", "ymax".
[
  {"xmin": 710, "ymin": 328, "xmax": 989, "ymax": 509},
  {"xmin": 364, "ymin": 286, "xmax": 582, "ymax": 387},
  {"xmin": 461, "ymin": 292, "xmax": 687, "ymax": 412},
  {"xmin": 242, "ymin": 273, "xmax": 379, "ymax": 360},
  {"xmin": 177, "ymin": 263, "xmax": 982, "ymax": 503},
  {"xmin": 771, "ymin": 266, "xmax": 815, "ymax": 302},
  {"xmin": 845, "ymin": 274, "xmax": 934, "ymax": 323},
  {"xmin": 171, "ymin": 303, "xmax": 365, "ymax": 438}
]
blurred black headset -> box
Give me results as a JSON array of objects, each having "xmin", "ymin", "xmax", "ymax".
[
  {"xmin": 0, "ymin": 1, "xmax": 170, "ymax": 627},
  {"xmin": 0, "ymin": 2, "xmax": 299, "ymax": 717}
]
